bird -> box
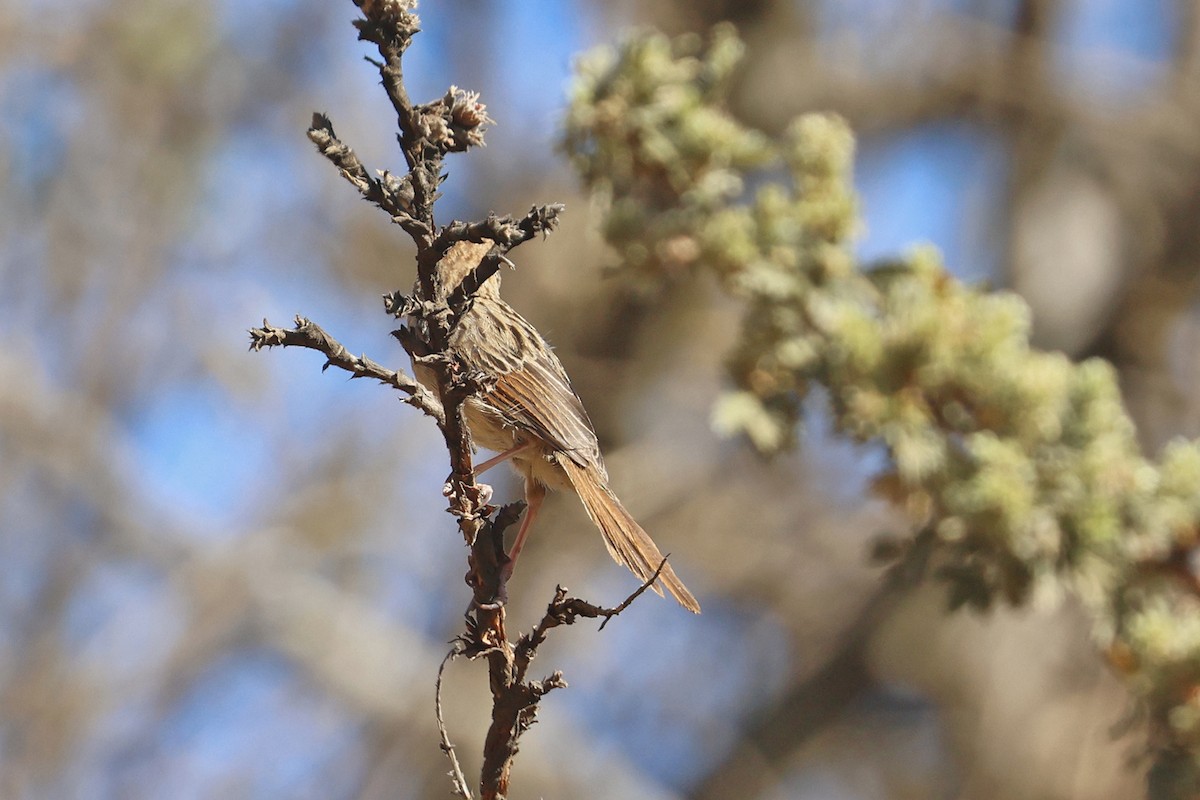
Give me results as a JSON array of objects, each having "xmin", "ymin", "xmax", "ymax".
[{"xmin": 411, "ymin": 240, "xmax": 701, "ymax": 613}]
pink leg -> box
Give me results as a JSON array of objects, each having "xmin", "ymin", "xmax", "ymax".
[
  {"xmin": 474, "ymin": 441, "xmax": 536, "ymax": 476},
  {"xmin": 505, "ymin": 479, "xmax": 546, "ymax": 571}
]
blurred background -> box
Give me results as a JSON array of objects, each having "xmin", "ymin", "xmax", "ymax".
[{"xmin": 2, "ymin": 0, "xmax": 1197, "ymax": 797}]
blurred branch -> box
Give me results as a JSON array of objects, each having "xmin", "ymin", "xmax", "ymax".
[
  {"xmin": 736, "ymin": 11, "xmax": 1200, "ymax": 220},
  {"xmin": 691, "ymin": 532, "xmax": 935, "ymax": 800},
  {"xmin": 1175, "ymin": 0, "xmax": 1200, "ymax": 88}
]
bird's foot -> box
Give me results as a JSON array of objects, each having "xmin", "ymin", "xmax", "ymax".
[{"xmin": 442, "ymin": 475, "xmax": 493, "ymax": 505}]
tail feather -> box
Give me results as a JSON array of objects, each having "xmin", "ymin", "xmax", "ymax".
[{"xmin": 559, "ymin": 459, "xmax": 701, "ymax": 614}]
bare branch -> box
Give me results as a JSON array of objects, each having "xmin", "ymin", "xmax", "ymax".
[
  {"xmin": 516, "ymin": 558, "xmax": 671, "ymax": 680},
  {"xmin": 248, "ymin": 315, "xmax": 444, "ymax": 424},
  {"xmin": 439, "ymin": 204, "xmax": 566, "ymax": 323},
  {"xmin": 352, "ymin": 0, "xmax": 423, "ymax": 167},
  {"xmin": 435, "ymin": 204, "xmax": 566, "ymax": 254},
  {"xmin": 307, "ymin": 114, "xmax": 429, "ymax": 241}
]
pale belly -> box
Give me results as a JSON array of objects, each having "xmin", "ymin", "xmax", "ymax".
[{"xmin": 462, "ymin": 396, "xmax": 574, "ymax": 493}]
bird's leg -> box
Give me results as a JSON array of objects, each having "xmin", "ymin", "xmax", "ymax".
[
  {"xmin": 474, "ymin": 441, "xmax": 535, "ymax": 476},
  {"xmin": 501, "ymin": 479, "xmax": 546, "ymax": 581},
  {"xmin": 443, "ymin": 442, "xmax": 535, "ymax": 500}
]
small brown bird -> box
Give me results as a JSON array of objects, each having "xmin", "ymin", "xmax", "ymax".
[{"xmin": 413, "ymin": 240, "xmax": 700, "ymax": 613}]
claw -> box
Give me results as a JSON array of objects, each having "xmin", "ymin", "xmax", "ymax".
[{"xmin": 444, "ymin": 477, "xmax": 493, "ymax": 506}]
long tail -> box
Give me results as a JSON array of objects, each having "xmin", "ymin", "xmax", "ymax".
[{"xmin": 559, "ymin": 459, "xmax": 701, "ymax": 614}]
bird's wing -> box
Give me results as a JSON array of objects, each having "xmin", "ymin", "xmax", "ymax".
[
  {"xmin": 488, "ymin": 344, "xmax": 602, "ymax": 469},
  {"xmin": 448, "ymin": 284, "xmax": 603, "ymax": 469}
]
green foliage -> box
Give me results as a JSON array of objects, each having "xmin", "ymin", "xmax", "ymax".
[{"xmin": 563, "ymin": 26, "xmax": 1200, "ymax": 798}]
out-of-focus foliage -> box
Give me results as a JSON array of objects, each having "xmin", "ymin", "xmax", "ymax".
[
  {"xmin": 563, "ymin": 27, "xmax": 1200, "ymax": 799},
  {"xmin": 563, "ymin": 26, "xmax": 775, "ymax": 292}
]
